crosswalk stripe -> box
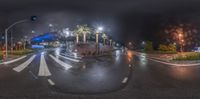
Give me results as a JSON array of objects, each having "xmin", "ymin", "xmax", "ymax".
[
  {"xmin": 60, "ymin": 53, "xmax": 82, "ymax": 59},
  {"xmin": 3, "ymin": 55, "xmax": 27, "ymax": 65},
  {"xmin": 13, "ymin": 55, "xmax": 36, "ymax": 72},
  {"xmin": 57, "ymin": 54, "xmax": 80, "ymax": 62},
  {"xmin": 38, "ymin": 54, "xmax": 51, "ymax": 76},
  {"xmin": 49, "ymin": 54, "xmax": 72, "ymax": 70}
]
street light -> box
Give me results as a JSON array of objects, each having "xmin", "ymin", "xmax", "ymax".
[
  {"xmin": 96, "ymin": 26, "xmax": 103, "ymax": 44},
  {"xmin": 5, "ymin": 16, "xmax": 37, "ymax": 58},
  {"xmin": 49, "ymin": 24, "xmax": 53, "ymax": 27},
  {"xmin": 95, "ymin": 26, "xmax": 103, "ymax": 54},
  {"xmin": 31, "ymin": 30, "xmax": 35, "ymax": 33},
  {"xmin": 178, "ymin": 33, "xmax": 184, "ymax": 52}
]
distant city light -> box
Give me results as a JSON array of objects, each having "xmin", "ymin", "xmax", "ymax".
[
  {"xmin": 31, "ymin": 30, "xmax": 35, "ymax": 33},
  {"xmin": 49, "ymin": 24, "xmax": 53, "ymax": 27}
]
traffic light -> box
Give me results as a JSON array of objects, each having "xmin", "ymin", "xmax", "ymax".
[{"xmin": 30, "ymin": 16, "xmax": 37, "ymax": 21}]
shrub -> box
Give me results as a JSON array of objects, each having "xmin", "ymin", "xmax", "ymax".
[
  {"xmin": 173, "ymin": 52, "xmax": 200, "ymax": 60},
  {"xmin": 158, "ymin": 44, "xmax": 176, "ymax": 52},
  {"xmin": 144, "ymin": 41, "xmax": 153, "ymax": 51}
]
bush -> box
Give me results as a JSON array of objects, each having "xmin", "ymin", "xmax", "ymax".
[
  {"xmin": 158, "ymin": 44, "xmax": 168, "ymax": 51},
  {"xmin": 173, "ymin": 52, "xmax": 200, "ymax": 60},
  {"xmin": 158, "ymin": 44, "xmax": 176, "ymax": 52},
  {"xmin": 9, "ymin": 49, "xmax": 34, "ymax": 56},
  {"xmin": 144, "ymin": 41, "xmax": 153, "ymax": 51}
]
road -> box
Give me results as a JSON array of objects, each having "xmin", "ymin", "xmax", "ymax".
[{"xmin": 0, "ymin": 48, "xmax": 200, "ymax": 98}]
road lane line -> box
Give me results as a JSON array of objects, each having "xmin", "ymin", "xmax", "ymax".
[
  {"xmin": 135, "ymin": 52, "xmax": 200, "ymax": 66},
  {"xmin": 29, "ymin": 71, "xmax": 38, "ymax": 79},
  {"xmin": 60, "ymin": 53, "xmax": 82, "ymax": 59},
  {"xmin": 147, "ymin": 58, "xmax": 200, "ymax": 66},
  {"xmin": 13, "ymin": 55, "xmax": 36, "ymax": 72},
  {"xmin": 49, "ymin": 54, "xmax": 72, "ymax": 69},
  {"xmin": 47, "ymin": 79, "xmax": 55, "ymax": 85},
  {"xmin": 122, "ymin": 77, "xmax": 128, "ymax": 83},
  {"xmin": 57, "ymin": 54, "xmax": 80, "ymax": 62},
  {"xmin": 3, "ymin": 55, "xmax": 27, "ymax": 65},
  {"xmin": 38, "ymin": 54, "xmax": 51, "ymax": 76}
]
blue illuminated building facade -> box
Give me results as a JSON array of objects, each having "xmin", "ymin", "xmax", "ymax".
[{"xmin": 31, "ymin": 32, "xmax": 58, "ymax": 44}]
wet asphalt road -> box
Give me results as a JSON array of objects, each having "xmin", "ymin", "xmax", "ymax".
[{"xmin": 0, "ymin": 48, "xmax": 200, "ymax": 98}]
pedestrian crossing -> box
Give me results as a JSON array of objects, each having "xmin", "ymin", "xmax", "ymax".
[
  {"xmin": 13, "ymin": 55, "xmax": 36, "ymax": 72},
  {"xmin": 49, "ymin": 54, "xmax": 72, "ymax": 70},
  {"xmin": 9, "ymin": 53, "xmax": 80, "ymax": 77},
  {"xmin": 38, "ymin": 53, "xmax": 51, "ymax": 76}
]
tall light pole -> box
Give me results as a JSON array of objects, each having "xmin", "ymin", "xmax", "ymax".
[
  {"xmin": 96, "ymin": 27, "xmax": 103, "ymax": 44},
  {"xmin": 96, "ymin": 27, "xmax": 103, "ymax": 54},
  {"xmin": 5, "ymin": 16, "xmax": 37, "ymax": 58},
  {"xmin": 5, "ymin": 19, "xmax": 28, "ymax": 58},
  {"xmin": 178, "ymin": 33, "xmax": 184, "ymax": 52}
]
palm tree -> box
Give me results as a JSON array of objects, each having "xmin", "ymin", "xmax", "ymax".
[
  {"xmin": 75, "ymin": 25, "xmax": 92, "ymax": 43},
  {"xmin": 102, "ymin": 33, "xmax": 108, "ymax": 45},
  {"xmin": 73, "ymin": 25, "xmax": 82, "ymax": 43}
]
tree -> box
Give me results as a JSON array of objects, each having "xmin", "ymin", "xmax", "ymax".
[
  {"xmin": 144, "ymin": 41, "xmax": 153, "ymax": 51},
  {"xmin": 73, "ymin": 26, "xmax": 81, "ymax": 43},
  {"xmin": 102, "ymin": 33, "xmax": 108, "ymax": 45},
  {"xmin": 161, "ymin": 22, "xmax": 198, "ymax": 51},
  {"xmin": 75, "ymin": 25, "xmax": 92, "ymax": 43}
]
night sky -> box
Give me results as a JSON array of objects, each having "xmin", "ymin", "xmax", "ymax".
[{"xmin": 1, "ymin": 0, "xmax": 200, "ymax": 45}]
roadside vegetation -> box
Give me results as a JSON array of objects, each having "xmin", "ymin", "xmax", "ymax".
[
  {"xmin": 143, "ymin": 41, "xmax": 177, "ymax": 54},
  {"xmin": 0, "ymin": 49, "xmax": 34, "ymax": 60},
  {"xmin": 8, "ymin": 49, "xmax": 34, "ymax": 56},
  {"xmin": 173, "ymin": 52, "xmax": 200, "ymax": 60}
]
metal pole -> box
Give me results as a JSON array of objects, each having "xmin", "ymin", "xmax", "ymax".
[
  {"xmin": 11, "ymin": 30, "xmax": 13, "ymax": 52},
  {"xmin": 5, "ymin": 29, "xmax": 8, "ymax": 58},
  {"xmin": 4, "ymin": 19, "xmax": 28, "ymax": 59}
]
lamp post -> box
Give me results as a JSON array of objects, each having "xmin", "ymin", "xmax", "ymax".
[
  {"xmin": 96, "ymin": 27, "xmax": 103, "ymax": 44},
  {"xmin": 96, "ymin": 27, "xmax": 103, "ymax": 54},
  {"xmin": 178, "ymin": 33, "xmax": 184, "ymax": 52},
  {"xmin": 4, "ymin": 16, "xmax": 37, "ymax": 58},
  {"xmin": 5, "ymin": 19, "xmax": 28, "ymax": 58}
]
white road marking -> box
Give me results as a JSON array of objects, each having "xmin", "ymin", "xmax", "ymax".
[
  {"xmin": 122, "ymin": 77, "xmax": 128, "ymax": 83},
  {"xmin": 57, "ymin": 54, "xmax": 80, "ymax": 62},
  {"xmin": 13, "ymin": 55, "xmax": 36, "ymax": 72},
  {"xmin": 47, "ymin": 79, "xmax": 55, "ymax": 85},
  {"xmin": 2, "ymin": 55, "xmax": 27, "ymax": 65},
  {"xmin": 49, "ymin": 54, "xmax": 72, "ymax": 69},
  {"xmin": 38, "ymin": 54, "xmax": 51, "ymax": 76},
  {"xmin": 148, "ymin": 58, "xmax": 200, "ymax": 66},
  {"xmin": 29, "ymin": 71, "xmax": 38, "ymax": 79},
  {"xmin": 61, "ymin": 53, "xmax": 82, "ymax": 59},
  {"xmin": 135, "ymin": 52, "xmax": 200, "ymax": 67}
]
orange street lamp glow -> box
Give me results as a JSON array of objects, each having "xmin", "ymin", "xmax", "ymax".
[{"xmin": 178, "ymin": 33, "xmax": 183, "ymax": 37}]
